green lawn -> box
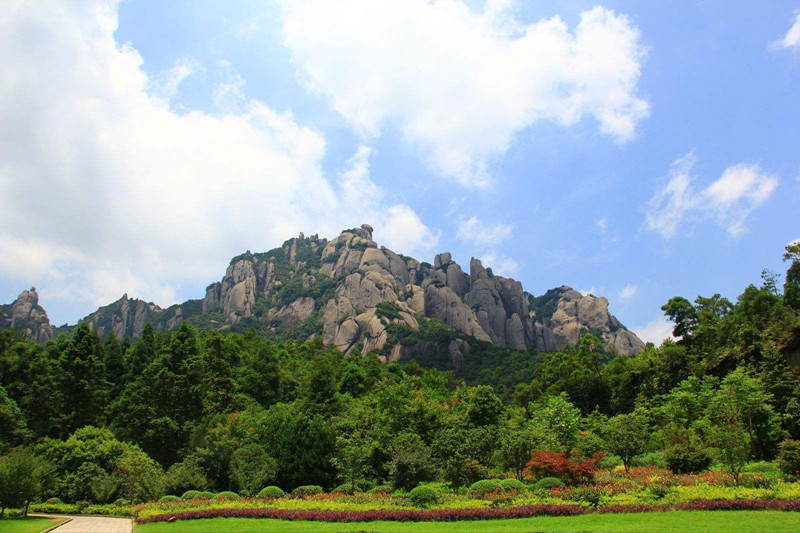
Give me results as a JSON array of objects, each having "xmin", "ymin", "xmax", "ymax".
[
  {"xmin": 0, "ymin": 517, "xmax": 67, "ymax": 533},
  {"xmin": 135, "ymin": 510, "xmax": 800, "ymax": 533}
]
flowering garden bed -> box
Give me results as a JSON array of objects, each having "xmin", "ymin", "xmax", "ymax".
[{"xmin": 136, "ymin": 499, "xmax": 800, "ymax": 524}]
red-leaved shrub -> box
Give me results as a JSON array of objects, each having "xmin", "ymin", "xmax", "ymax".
[{"xmin": 525, "ymin": 451, "xmax": 599, "ymax": 484}]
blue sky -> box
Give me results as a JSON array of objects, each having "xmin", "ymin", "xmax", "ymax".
[{"xmin": 1, "ymin": 1, "xmax": 799, "ymax": 343}]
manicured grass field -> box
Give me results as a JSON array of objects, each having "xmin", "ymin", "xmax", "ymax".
[
  {"xmin": 135, "ymin": 510, "xmax": 800, "ymax": 533},
  {"xmin": 0, "ymin": 517, "xmax": 67, "ymax": 533}
]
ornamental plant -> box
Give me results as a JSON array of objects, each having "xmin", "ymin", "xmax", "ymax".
[
  {"xmin": 258, "ymin": 485, "xmax": 285, "ymax": 499},
  {"xmin": 408, "ymin": 485, "xmax": 440, "ymax": 507},
  {"xmin": 525, "ymin": 451, "xmax": 599, "ymax": 484},
  {"xmin": 777, "ymin": 439, "xmax": 800, "ymax": 481}
]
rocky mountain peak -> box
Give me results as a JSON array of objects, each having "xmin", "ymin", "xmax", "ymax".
[
  {"xmin": 1, "ymin": 287, "xmax": 54, "ymax": 342},
  {"xmin": 1, "ymin": 223, "xmax": 646, "ymax": 360}
]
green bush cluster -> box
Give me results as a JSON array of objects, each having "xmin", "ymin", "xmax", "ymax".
[
  {"xmin": 258, "ymin": 486, "xmax": 285, "ymax": 499},
  {"xmin": 180, "ymin": 490, "xmax": 202, "ymax": 500},
  {"xmin": 292, "ymin": 485, "xmax": 323, "ymax": 496},
  {"xmin": 467, "ymin": 479, "xmax": 503, "ymax": 497},
  {"xmin": 158, "ymin": 495, "xmax": 180, "ymax": 503},
  {"xmin": 408, "ymin": 485, "xmax": 440, "ymax": 507},
  {"xmin": 212, "ymin": 491, "xmax": 240, "ymax": 500},
  {"xmin": 665, "ymin": 444, "xmax": 712, "ymax": 474},
  {"xmin": 533, "ymin": 477, "xmax": 565, "ymax": 490}
]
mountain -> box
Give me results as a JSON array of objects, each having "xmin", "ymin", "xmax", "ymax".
[
  {"xmin": 0, "ymin": 287, "xmax": 55, "ymax": 342},
  {"xmin": 0, "ymin": 224, "xmax": 645, "ymax": 357}
]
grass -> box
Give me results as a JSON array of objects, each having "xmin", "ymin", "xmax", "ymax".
[
  {"xmin": 0, "ymin": 517, "xmax": 67, "ymax": 533},
  {"xmin": 135, "ymin": 510, "xmax": 800, "ymax": 533}
]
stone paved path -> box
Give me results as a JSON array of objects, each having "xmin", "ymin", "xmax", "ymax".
[{"xmin": 34, "ymin": 515, "xmax": 132, "ymax": 533}]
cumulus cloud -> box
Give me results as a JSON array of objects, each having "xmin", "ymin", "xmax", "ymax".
[
  {"xmin": 644, "ymin": 152, "xmax": 778, "ymax": 239},
  {"xmin": 633, "ymin": 316, "xmax": 674, "ymax": 346},
  {"xmin": 279, "ymin": 0, "xmax": 649, "ymax": 187},
  {"xmin": 457, "ymin": 216, "xmax": 513, "ymax": 248},
  {"xmin": 773, "ymin": 9, "xmax": 800, "ymax": 50},
  {"xmin": 455, "ymin": 216, "xmax": 517, "ymax": 276},
  {"xmin": 619, "ymin": 283, "xmax": 637, "ymax": 299},
  {"xmin": 0, "ymin": 0, "xmax": 437, "ymax": 322},
  {"xmin": 479, "ymin": 251, "xmax": 520, "ymax": 278}
]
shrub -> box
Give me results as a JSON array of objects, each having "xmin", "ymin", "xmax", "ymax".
[
  {"xmin": 45, "ymin": 497, "xmax": 62, "ymax": 504},
  {"xmin": 292, "ymin": 485, "xmax": 323, "ymax": 496},
  {"xmin": 498, "ymin": 478, "xmax": 527, "ymax": 493},
  {"xmin": 739, "ymin": 474, "xmax": 775, "ymax": 489},
  {"xmin": 258, "ymin": 486, "xmax": 285, "ymax": 499},
  {"xmin": 665, "ymin": 444, "xmax": 711, "ymax": 474},
  {"xmin": 212, "ymin": 491, "xmax": 240, "ymax": 500},
  {"xmin": 158, "ymin": 495, "xmax": 180, "ymax": 503},
  {"xmin": 467, "ymin": 479, "xmax": 503, "ymax": 497},
  {"xmin": 632, "ymin": 451, "xmax": 666, "ymax": 468},
  {"xmin": 371, "ymin": 484, "xmax": 393, "ymax": 494},
  {"xmin": 534, "ymin": 477, "xmax": 565, "ymax": 490},
  {"xmin": 180, "ymin": 490, "xmax": 202, "ymax": 501},
  {"xmin": 408, "ymin": 485, "xmax": 440, "ymax": 507},
  {"xmin": 197, "ymin": 491, "xmax": 215, "ymax": 499},
  {"xmin": 525, "ymin": 451, "xmax": 598, "ymax": 484},
  {"xmin": 649, "ymin": 484, "xmax": 673, "ymax": 500},
  {"xmin": 777, "ymin": 439, "xmax": 800, "ymax": 481},
  {"xmin": 568, "ymin": 487, "xmax": 604, "ymax": 508},
  {"xmin": 743, "ymin": 461, "xmax": 779, "ymax": 474},
  {"xmin": 113, "ymin": 498, "xmax": 131, "ymax": 506}
]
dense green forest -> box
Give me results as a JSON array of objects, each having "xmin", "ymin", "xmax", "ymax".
[{"xmin": 1, "ymin": 245, "xmax": 799, "ymax": 506}]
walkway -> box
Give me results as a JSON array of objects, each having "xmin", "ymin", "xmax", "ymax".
[{"xmin": 34, "ymin": 515, "xmax": 133, "ymax": 533}]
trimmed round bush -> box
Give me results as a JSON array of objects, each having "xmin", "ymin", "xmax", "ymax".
[
  {"xmin": 212, "ymin": 491, "xmax": 240, "ymax": 500},
  {"xmin": 180, "ymin": 490, "xmax": 202, "ymax": 501},
  {"xmin": 467, "ymin": 479, "xmax": 503, "ymax": 497},
  {"xmin": 534, "ymin": 477, "xmax": 565, "ymax": 490},
  {"xmin": 292, "ymin": 485, "xmax": 323, "ymax": 496},
  {"xmin": 112, "ymin": 498, "xmax": 131, "ymax": 506},
  {"xmin": 498, "ymin": 478, "xmax": 527, "ymax": 493},
  {"xmin": 408, "ymin": 485, "xmax": 440, "ymax": 507},
  {"xmin": 258, "ymin": 486, "xmax": 285, "ymax": 499},
  {"xmin": 665, "ymin": 444, "xmax": 712, "ymax": 474},
  {"xmin": 45, "ymin": 497, "xmax": 62, "ymax": 505},
  {"xmin": 196, "ymin": 491, "xmax": 215, "ymax": 499},
  {"xmin": 371, "ymin": 484, "xmax": 393, "ymax": 494},
  {"xmin": 158, "ymin": 495, "xmax": 180, "ymax": 503},
  {"xmin": 332, "ymin": 483, "xmax": 354, "ymax": 494}
]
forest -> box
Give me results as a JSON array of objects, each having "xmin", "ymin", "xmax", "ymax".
[{"xmin": 1, "ymin": 244, "xmax": 799, "ymax": 517}]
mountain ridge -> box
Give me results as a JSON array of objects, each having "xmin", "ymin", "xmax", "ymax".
[{"xmin": 1, "ymin": 224, "xmax": 645, "ymax": 357}]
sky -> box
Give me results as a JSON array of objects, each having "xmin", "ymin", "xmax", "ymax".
[{"xmin": 1, "ymin": 1, "xmax": 799, "ymax": 345}]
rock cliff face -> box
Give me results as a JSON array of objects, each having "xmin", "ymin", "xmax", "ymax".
[
  {"xmin": 77, "ymin": 294, "xmax": 184, "ymax": 339},
  {"xmin": 0, "ymin": 224, "xmax": 645, "ymax": 358},
  {"xmin": 0, "ymin": 288, "xmax": 55, "ymax": 342}
]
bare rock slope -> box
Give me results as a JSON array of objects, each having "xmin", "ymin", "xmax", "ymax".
[{"xmin": 1, "ymin": 224, "xmax": 645, "ymax": 357}]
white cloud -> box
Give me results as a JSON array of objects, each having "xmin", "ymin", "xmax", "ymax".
[
  {"xmin": 151, "ymin": 58, "xmax": 201, "ymax": 102},
  {"xmin": 578, "ymin": 286, "xmax": 599, "ymax": 297},
  {"xmin": 0, "ymin": 1, "xmax": 437, "ymax": 322},
  {"xmin": 633, "ymin": 316, "xmax": 674, "ymax": 346},
  {"xmin": 457, "ymin": 216, "xmax": 513, "ymax": 248},
  {"xmin": 773, "ymin": 9, "xmax": 800, "ymax": 50},
  {"xmin": 479, "ymin": 251, "xmax": 519, "ymax": 278},
  {"xmin": 279, "ymin": 0, "xmax": 649, "ymax": 187},
  {"xmin": 455, "ymin": 216, "xmax": 516, "ymax": 277},
  {"xmin": 644, "ymin": 153, "xmax": 778, "ymax": 239},
  {"xmin": 596, "ymin": 217, "xmax": 608, "ymax": 232},
  {"xmin": 619, "ymin": 283, "xmax": 637, "ymax": 299}
]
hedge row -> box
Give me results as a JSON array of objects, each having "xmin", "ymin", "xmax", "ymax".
[
  {"xmin": 137, "ymin": 504, "xmax": 585, "ymax": 524},
  {"xmin": 137, "ymin": 499, "xmax": 800, "ymax": 524}
]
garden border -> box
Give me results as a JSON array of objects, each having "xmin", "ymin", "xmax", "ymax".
[{"xmin": 136, "ymin": 499, "xmax": 800, "ymax": 524}]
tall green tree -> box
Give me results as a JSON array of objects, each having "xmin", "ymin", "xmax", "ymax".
[{"xmin": 59, "ymin": 324, "xmax": 108, "ymax": 432}]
